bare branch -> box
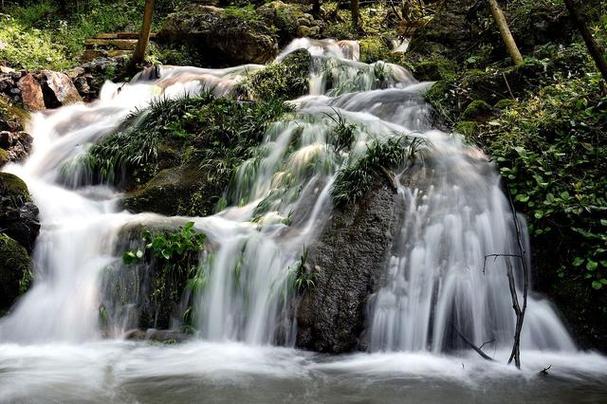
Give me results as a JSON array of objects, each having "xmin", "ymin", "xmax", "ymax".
[{"xmin": 452, "ymin": 325, "xmax": 495, "ymax": 362}]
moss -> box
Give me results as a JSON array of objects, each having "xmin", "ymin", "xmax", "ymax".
[
  {"xmin": 359, "ymin": 37, "xmax": 391, "ymax": 64},
  {"xmin": 0, "ymin": 234, "xmax": 32, "ymax": 311},
  {"xmin": 411, "ymin": 56, "xmax": 458, "ymax": 82},
  {"xmin": 237, "ymin": 49, "xmax": 311, "ymax": 101},
  {"xmin": 461, "ymin": 100, "xmax": 494, "ymax": 122},
  {"xmin": 494, "ymin": 98, "xmax": 516, "ymax": 110},
  {"xmin": 0, "ymin": 149, "xmax": 9, "ymax": 167},
  {"xmin": 0, "ymin": 172, "xmax": 31, "ymax": 204},
  {"xmin": 123, "ymin": 164, "xmax": 223, "ymax": 218}
]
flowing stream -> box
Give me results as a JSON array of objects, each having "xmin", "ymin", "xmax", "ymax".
[{"xmin": 0, "ymin": 39, "xmax": 606, "ymax": 403}]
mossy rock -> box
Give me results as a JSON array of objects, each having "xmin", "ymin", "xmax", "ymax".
[
  {"xmin": 0, "ymin": 148, "xmax": 9, "ymax": 167},
  {"xmin": 359, "ymin": 37, "xmax": 391, "ymax": 64},
  {"xmin": 0, "ymin": 234, "xmax": 33, "ymax": 311},
  {"xmin": 494, "ymin": 98, "xmax": 516, "ymax": 110},
  {"xmin": 237, "ymin": 49, "xmax": 311, "ymax": 100},
  {"xmin": 157, "ymin": 4, "xmax": 278, "ymax": 66},
  {"xmin": 411, "ymin": 56, "xmax": 458, "ymax": 82},
  {"xmin": 461, "ymin": 100, "xmax": 495, "ymax": 122},
  {"xmin": 123, "ymin": 164, "xmax": 224, "ymax": 217},
  {"xmin": 0, "ymin": 172, "xmax": 40, "ymax": 252}
]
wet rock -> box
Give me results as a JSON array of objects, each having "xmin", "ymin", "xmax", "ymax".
[
  {"xmin": 17, "ymin": 73, "xmax": 45, "ymax": 111},
  {"xmin": 67, "ymin": 56, "xmax": 129, "ymax": 102},
  {"xmin": 295, "ymin": 178, "xmax": 402, "ymax": 353},
  {"xmin": 40, "ymin": 70, "xmax": 82, "ymax": 107},
  {"xmin": 123, "ymin": 164, "xmax": 222, "ymax": 218},
  {"xmin": 0, "ymin": 173, "xmax": 40, "ymax": 253},
  {"xmin": 0, "ymin": 131, "xmax": 33, "ymax": 165},
  {"xmin": 101, "ymin": 221, "xmax": 203, "ymax": 331},
  {"xmin": 124, "ymin": 328, "xmax": 191, "ymax": 343},
  {"xmin": 158, "ymin": 4, "xmax": 279, "ymax": 65},
  {"xmin": 0, "ymin": 233, "xmax": 32, "ymax": 313}
]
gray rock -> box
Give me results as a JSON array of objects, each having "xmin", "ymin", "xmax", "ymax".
[{"xmin": 295, "ymin": 178, "xmax": 402, "ymax": 353}]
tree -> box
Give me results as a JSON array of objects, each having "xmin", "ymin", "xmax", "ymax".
[
  {"xmin": 312, "ymin": 0, "xmax": 321, "ymax": 17},
  {"xmin": 563, "ymin": 0, "xmax": 607, "ymax": 83},
  {"xmin": 350, "ymin": 0, "xmax": 361, "ymax": 34},
  {"xmin": 487, "ymin": 0, "xmax": 523, "ymax": 66},
  {"xmin": 132, "ymin": 0, "xmax": 155, "ymax": 67}
]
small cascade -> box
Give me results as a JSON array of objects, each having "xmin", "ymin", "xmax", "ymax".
[{"xmin": 0, "ymin": 37, "xmax": 576, "ymax": 356}]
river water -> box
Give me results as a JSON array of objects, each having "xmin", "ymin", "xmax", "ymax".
[{"xmin": 0, "ymin": 39, "xmax": 606, "ymax": 403}]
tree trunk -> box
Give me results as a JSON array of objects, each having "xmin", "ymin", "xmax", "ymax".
[
  {"xmin": 350, "ymin": 0, "xmax": 361, "ymax": 34},
  {"xmin": 563, "ymin": 0, "xmax": 607, "ymax": 83},
  {"xmin": 488, "ymin": 0, "xmax": 523, "ymax": 66},
  {"xmin": 312, "ymin": 0, "xmax": 321, "ymax": 17},
  {"xmin": 132, "ymin": 0, "xmax": 155, "ymax": 67}
]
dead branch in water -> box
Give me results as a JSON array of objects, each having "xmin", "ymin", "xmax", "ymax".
[{"xmin": 452, "ymin": 325, "xmax": 495, "ymax": 362}]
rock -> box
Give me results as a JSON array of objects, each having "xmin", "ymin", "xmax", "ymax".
[
  {"xmin": 0, "ymin": 234, "xmax": 33, "ymax": 313},
  {"xmin": 157, "ymin": 4, "xmax": 279, "ymax": 65},
  {"xmin": 0, "ymin": 173, "xmax": 40, "ymax": 253},
  {"xmin": 17, "ymin": 74, "xmax": 45, "ymax": 111},
  {"xmin": 0, "ymin": 131, "xmax": 33, "ymax": 164},
  {"xmin": 295, "ymin": 178, "xmax": 402, "ymax": 353},
  {"xmin": 461, "ymin": 99, "xmax": 495, "ymax": 122},
  {"xmin": 0, "ymin": 66, "xmax": 15, "ymax": 74},
  {"xmin": 123, "ymin": 164, "xmax": 221, "ymax": 218},
  {"xmin": 237, "ymin": 48, "xmax": 311, "ymax": 101},
  {"xmin": 124, "ymin": 328, "xmax": 191, "ymax": 343},
  {"xmin": 101, "ymin": 221, "xmax": 203, "ymax": 331},
  {"xmin": 40, "ymin": 70, "xmax": 82, "ymax": 108}
]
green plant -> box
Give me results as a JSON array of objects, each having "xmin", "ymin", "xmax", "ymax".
[
  {"xmin": 123, "ymin": 222, "xmax": 206, "ymax": 265},
  {"xmin": 288, "ymin": 247, "xmax": 315, "ymax": 292},
  {"xmin": 324, "ymin": 109, "xmax": 357, "ymax": 153},
  {"xmin": 331, "ymin": 136, "xmax": 424, "ymax": 207}
]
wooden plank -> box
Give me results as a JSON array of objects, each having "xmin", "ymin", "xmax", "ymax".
[
  {"xmin": 85, "ymin": 39, "xmax": 139, "ymax": 50},
  {"xmin": 94, "ymin": 33, "xmax": 118, "ymax": 39},
  {"xmin": 115, "ymin": 32, "xmax": 157, "ymax": 39}
]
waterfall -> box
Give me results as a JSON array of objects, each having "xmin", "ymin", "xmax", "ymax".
[{"xmin": 0, "ymin": 38, "xmax": 575, "ymax": 355}]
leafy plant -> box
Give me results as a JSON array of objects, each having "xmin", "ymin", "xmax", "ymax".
[{"xmin": 331, "ymin": 135, "xmax": 424, "ymax": 207}]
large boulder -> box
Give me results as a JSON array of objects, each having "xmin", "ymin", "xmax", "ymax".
[
  {"xmin": 123, "ymin": 164, "xmax": 223, "ymax": 218},
  {"xmin": 0, "ymin": 234, "xmax": 32, "ymax": 313},
  {"xmin": 101, "ymin": 221, "xmax": 204, "ymax": 332},
  {"xmin": 17, "ymin": 73, "xmax": 45, "ymax": 111},
  {"xmin": 295, "ymin": 178, "xmax": 402, "ymax": 353},
  {"xmin": 0, "ymin": 173, "xmax": 40, "ymax": 253},
  {"xmin": 39, "ymin": 70, "xmax": 82, "ymax": 108},
  {"xmin": 157, "ymin": 4, "xmax": 279, "ymax": 66}
]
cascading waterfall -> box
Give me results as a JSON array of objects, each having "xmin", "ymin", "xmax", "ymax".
[{"xmin": 0, "ymin": 38, "xmax": 575, "ymax": 357}]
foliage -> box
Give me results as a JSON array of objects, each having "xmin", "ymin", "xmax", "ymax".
[
  {"xmin": 123, "ymin": 222, "xmax": 206, "ymax": 265},
  {"xmin": 1, "ymin": 0, "xmax": 169, "ymax": 70},
  {"xmin": 476, "ymin": 74, "xmax": 607, "ymax": 289},
  {"xmin": 122, "ymin": 222, "xmax": 206, "ymax": 321},
  {"xmin": 331, "ymin": 135, "xmax": 423, "ymax": 207},
  {"xmin": 287, "ymin": 246, "xmax": 314, "ymax": 292},
  {"xmin": 0, "ymin": 14, "xmax": 71, "ymax": 70},
  {"xmin": 324, "ymin": 109, "xmax": 356, "ymax": 153}
]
